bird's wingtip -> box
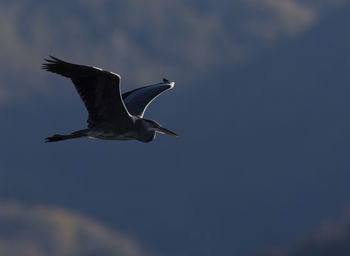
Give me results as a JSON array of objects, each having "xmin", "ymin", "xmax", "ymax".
[
  {"xmin": 48, "ymin": 55, "xmax": 60, "ymax": 61},
  {"xmin": 43, "ymin": 56, "xmax": 63, "ymax": 64},
  {"xmin": 162, "ymin": 78, "xmax": 175, "ymax": 87}
]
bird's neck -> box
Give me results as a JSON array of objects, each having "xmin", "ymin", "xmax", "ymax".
[{"xmin": 134, "ymin": 119, "xmax": 156, "ymax": 142}]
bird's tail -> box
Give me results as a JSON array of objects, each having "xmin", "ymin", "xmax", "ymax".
[{"xmin": 45, "ymin": 130, "xmax": 88, "ymax": 143}]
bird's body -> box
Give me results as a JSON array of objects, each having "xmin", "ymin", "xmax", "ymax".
[{"xmin": 42, "ymin": 56, "xmax": 178, "ymax": 143}]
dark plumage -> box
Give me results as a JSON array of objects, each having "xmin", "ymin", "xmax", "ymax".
[{"xmin": 43, "ymin": 56, "xmax": 178, "ymax": 143}]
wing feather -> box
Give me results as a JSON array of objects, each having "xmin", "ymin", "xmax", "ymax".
[
  {"xmin": 122, "ymin": 78, "xmax": 175, "ymax": 117},
  {"xmin": 42, "ymin": 56, "xmax": 133, "ymax": 132}
]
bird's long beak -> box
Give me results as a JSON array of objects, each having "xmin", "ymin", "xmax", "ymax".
[{"xmin": 157, "ymin": 127, "xmax": 179, "ymax": 137}]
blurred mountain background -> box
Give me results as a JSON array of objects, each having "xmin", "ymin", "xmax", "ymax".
[
  {"xmin": 1, "ymin": 0, "xmax": 350, "ymax": 256},
  {"xmin": 257, "ymin": 206, "xmax": 350, "ymax": 256},
  {"xmin": 0, "ymin": 202, "xmax": 144, "ymax": 256}
]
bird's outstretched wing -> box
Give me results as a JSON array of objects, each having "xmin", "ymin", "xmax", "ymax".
[
  {"xmin": 42, "ymin": 56, "xmax": 133, "ymax": 132},
  {"xmin": 122, "ymin": 79, "xmax": 175, "ymax": 117}
]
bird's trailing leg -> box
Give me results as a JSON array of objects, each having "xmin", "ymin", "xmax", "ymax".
[{"xmin": 45, "ymin": 129, "xmax": 89, "ymax": 143}]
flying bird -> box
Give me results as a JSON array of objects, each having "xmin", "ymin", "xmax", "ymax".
[{"xmin": 42, "ymin": 56, "xmax": 178, "ymax": 143}]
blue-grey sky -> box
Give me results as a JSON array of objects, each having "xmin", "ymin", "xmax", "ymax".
[{"xmin": 1, "ymin": 1, "xmax": 350, "ymax": 256}]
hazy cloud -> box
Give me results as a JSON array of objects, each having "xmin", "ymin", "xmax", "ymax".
[
  {"xmin": 246, "ymin": 0, "xmax": 316, "ymax": 40},
  {"xmin": 0, "ymin": 201, "xmax": 146, "ymax": 256},
  {"xmin": 255, "ymin": 205, "xmax": 350, "ymax": 256},
  {"xmin": 0, "ymin": 0, "xmax": 348, "ymax": 103}
]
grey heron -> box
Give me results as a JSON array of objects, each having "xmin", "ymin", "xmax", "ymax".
[{"xmin": 42, "ymin": 56, "xmax": 178, "ymax": 143}]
